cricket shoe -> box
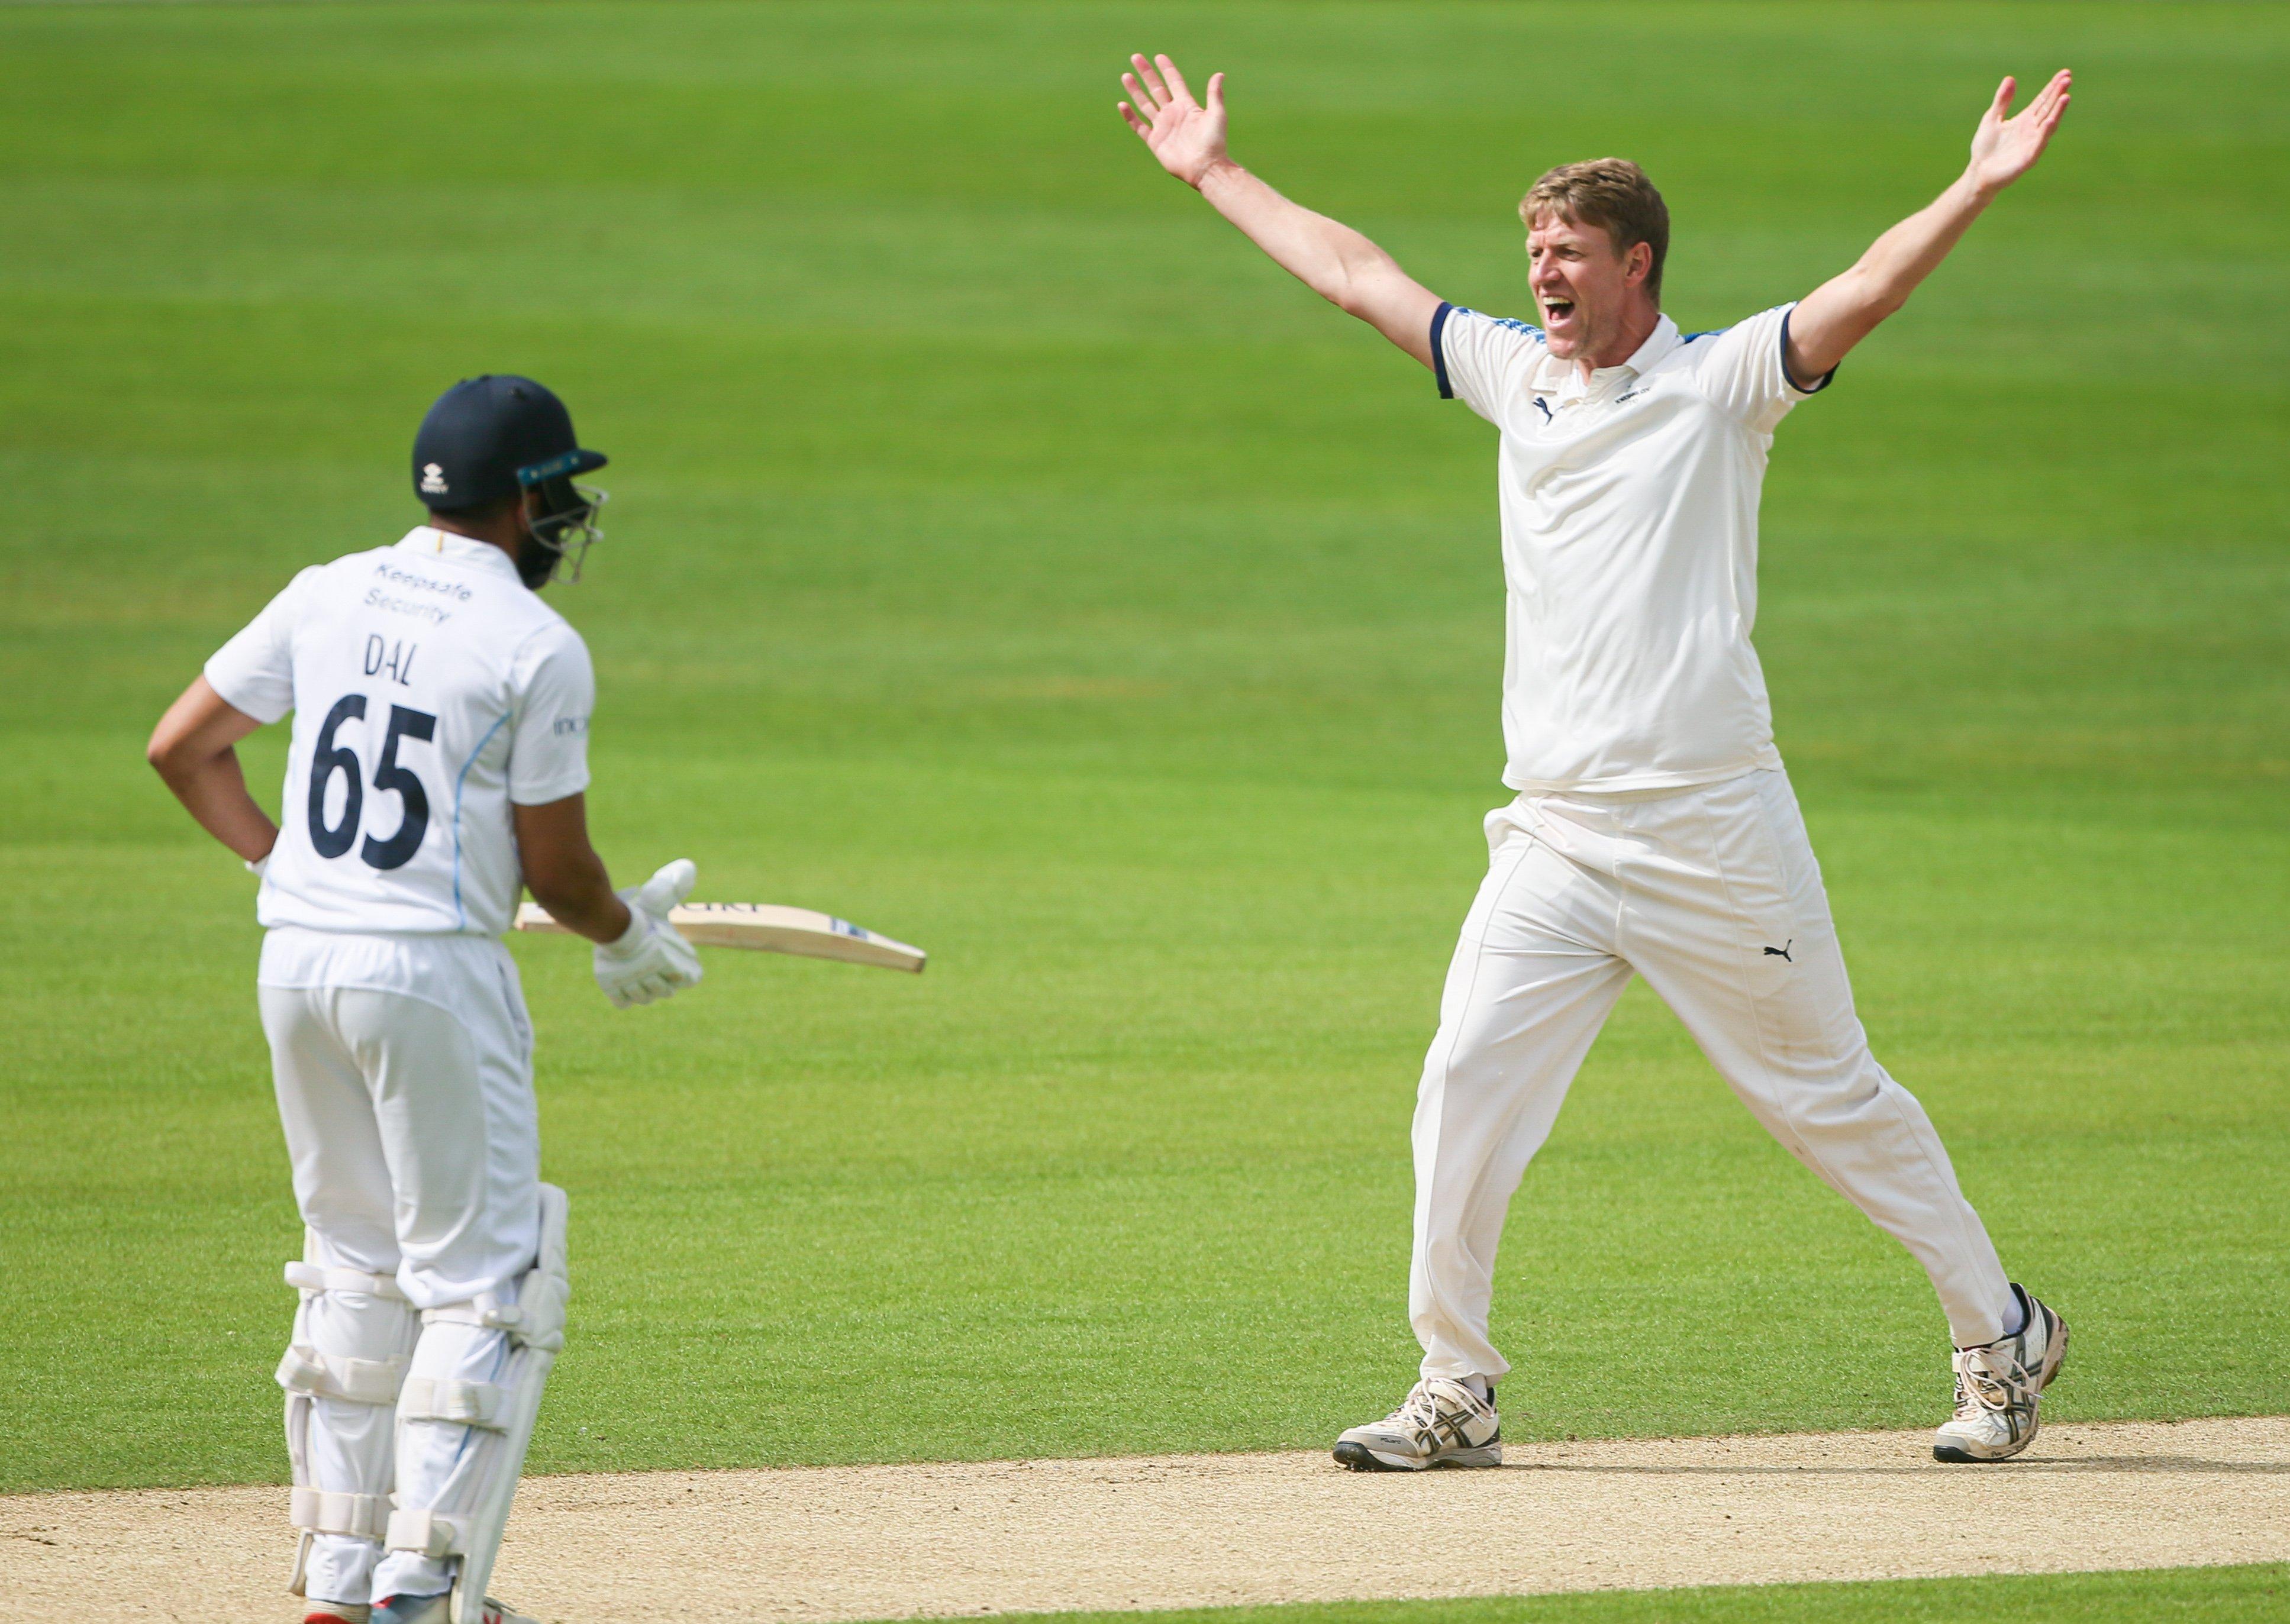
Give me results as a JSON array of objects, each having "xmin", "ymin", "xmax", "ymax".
[
  {"xmin": 301, "ymin": 1604, "xmax": 369, "ymax": 1624},
  {"xmin": 1334, "ymin": 1376, "xmax": 1501, "ymax": 1471},
  {"xmin": 1933, "ymin": 1284, "xmax": 2068, "ymax": 1463},
  {"xmin": 370, "ymin": 1594, "xmax": 537, "ymax": 1624}
]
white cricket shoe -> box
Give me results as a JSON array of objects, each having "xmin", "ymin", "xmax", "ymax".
[
  {"xmin": 1334, "ymin": 1376, "xmax": 1502, "ymax": 1471},
  {"xmin": 1933, "ymin": 1284, "xmax": 2069, "ymax": 1462}
]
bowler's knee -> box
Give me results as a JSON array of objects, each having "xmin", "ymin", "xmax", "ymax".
[{"xmin": 1766, "ymin": 1054, "xmax": 1897, "ymax": 1136}]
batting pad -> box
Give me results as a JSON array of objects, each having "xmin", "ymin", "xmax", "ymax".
[{"xmin": 382, "ymin": 1183, "xmax": 569, "ymax": 1624}]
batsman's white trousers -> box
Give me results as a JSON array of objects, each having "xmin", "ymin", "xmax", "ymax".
[
  {"xmin": 259, "ymin": 929, "xmax": 541, "ymax": 1606},
  {"xmin": 1411, "ymin": 769, "xmax": 2015, "ymax": 1381}
]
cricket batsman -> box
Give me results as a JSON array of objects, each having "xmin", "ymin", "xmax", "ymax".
[
  {"xmin": 1118, "ymin": 56, "xmax": 2074, "ymax": 1467},
  {"xmin": 147, "ymin": 376, "xmax": 705, "ymax": 1623}
]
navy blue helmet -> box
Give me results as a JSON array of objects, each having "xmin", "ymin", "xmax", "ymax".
[{"xmin": 412, "ymin": 375, "xmax": 608, "ymax": 583}]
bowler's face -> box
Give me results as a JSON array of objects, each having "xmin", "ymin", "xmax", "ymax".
[{"xmin": 1527, "ymin": 212, "xmax": 1637, "ymax": 362}]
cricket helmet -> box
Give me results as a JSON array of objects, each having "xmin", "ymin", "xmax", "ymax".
[{"xmin": 412, "ymin": 374, "xmax": 609, "ymax": 583}]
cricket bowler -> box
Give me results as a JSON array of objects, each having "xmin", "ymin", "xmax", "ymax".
[
  {"xmin": 147, "ymin": 376, "xmax": 705, "ymax": 1623},
  {"xmin": 1119, "ymin": 56, "xmax": 2073, "ymax": 1467}
]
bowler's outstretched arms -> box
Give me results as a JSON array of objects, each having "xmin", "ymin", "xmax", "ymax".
[
  {"xmin": 1120, "ymin": 53, "xmax": 1442, "ymax": 366},
  {"xmin": 1785, "ymin": 71, "xmax": 2072, "ymax": 386}
]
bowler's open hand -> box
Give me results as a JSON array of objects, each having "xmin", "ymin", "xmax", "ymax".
[
  {"xmin": 1967, "ymin": 70, "xmax": 2072, "ymax": 193},
  {"xmin": 1120, "ymin": 53, "xmax": 1227, "ymax": 188}
]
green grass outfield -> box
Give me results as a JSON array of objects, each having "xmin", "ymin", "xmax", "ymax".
[
  {"xmin": 988, "ymin": 1565, "xmax": 2290, "ymax": 1624},
  {"xmin": 2, "ymin": 0, "xmax": 2284, "ymax": 1542},
  {"xmin": 972, "ymin": 1565, "xmax": 2290, "ymax": 1624}
]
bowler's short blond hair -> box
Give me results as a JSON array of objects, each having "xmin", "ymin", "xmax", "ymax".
[{"xmin": 1521, "ymin": 159, "xmax": 1670, "ymax": 302}]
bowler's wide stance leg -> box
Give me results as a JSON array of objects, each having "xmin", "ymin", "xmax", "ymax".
[
  {"xmin": 1334, "ymin": 805, "xmax": 1632, "ymax": 1468},
  {"xmin": 1618, "ymin": 771, "xmax": 2017, "ymax": 1349},
  {"xmin": 1409, "ymin": 810, "xmax": 1633, "ymax": 1384}
]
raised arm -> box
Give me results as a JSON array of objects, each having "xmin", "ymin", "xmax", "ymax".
[
  {"xmin": 1120, "ymin": 53, "xmax": 1441, "ymax": 367},
  {"xmin": 1786, "ymin": 71, "xmax": 2072, "ymax": 385}
]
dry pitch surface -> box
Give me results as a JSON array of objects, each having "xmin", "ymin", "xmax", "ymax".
[{"xmin": 7, "ymin": 1418, "xmax": 2284, "ymax": 1622}]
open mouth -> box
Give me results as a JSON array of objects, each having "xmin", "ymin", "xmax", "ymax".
[{"xmin": 1541, "ymin": 298, "xmax": 1578, "ymax": 325}]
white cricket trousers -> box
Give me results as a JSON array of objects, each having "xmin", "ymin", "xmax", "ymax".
[
  {"xmin": 258, "ymin": 929, "xmax": 541, "ymax": 1607},
  {"xmin": 1410, "ymin": 769, "xmax": 2014, "ymax": 1381}
]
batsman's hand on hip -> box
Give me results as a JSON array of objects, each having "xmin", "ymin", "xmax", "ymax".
[{"xmin": 594, "ymin": 858, "xmax": 704, "ymax": 1008}]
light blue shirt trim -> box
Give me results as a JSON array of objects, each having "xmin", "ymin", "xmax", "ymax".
[{"xmin": 450, "ymin": 711, "xmax": 513, "ymax": 930}]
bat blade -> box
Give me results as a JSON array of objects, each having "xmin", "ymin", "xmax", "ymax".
[{"xmin": 514, "ymin": 901, "xmax": 926, "ymax": 973}]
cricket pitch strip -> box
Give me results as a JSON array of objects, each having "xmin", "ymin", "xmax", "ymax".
[{"xmin": 6, "ymin": 1417, "xmax": 2284, "ymax": 1622}]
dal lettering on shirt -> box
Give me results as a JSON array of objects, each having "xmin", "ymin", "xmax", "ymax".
[{"xmin": 205, "ymin": 527, "xmax": 595, "ymax": 939}]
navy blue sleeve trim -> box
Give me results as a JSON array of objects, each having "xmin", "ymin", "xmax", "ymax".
[
  {"xmin": 1779, "ymin": 308, "xmax": 1836, "ymax": 395},
  {"xmin": 1431, "ymin": 301, "xmax": 1456, "ymax": 399}
]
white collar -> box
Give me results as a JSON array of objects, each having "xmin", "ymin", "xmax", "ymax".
[
  {"xmin": 398, "ymin": 525, "xmax": 523, "ymax": 582},
  {"xmin": 1619, "ymin": 312, "xmax": 1681, "ymax": 374},
  {"xmin": 1544, "ymin": 313, "xmax": 1681, "ymax": 402}
]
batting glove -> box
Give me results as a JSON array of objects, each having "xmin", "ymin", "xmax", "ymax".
[{"xmin": 594, "ymin": 858, "xmax": 705, "ymax": 1009}]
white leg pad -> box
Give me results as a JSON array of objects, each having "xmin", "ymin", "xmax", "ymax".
[
  {"xmin": 381, "ymin": 1184, "xmax": 570, "ymax": 1624},
  {"xmin": 280, "ymin": 1255, "xmax": 420, "ymax": 1599}
]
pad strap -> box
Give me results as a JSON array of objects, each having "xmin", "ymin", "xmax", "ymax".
[
  {"xmin": 421, "ymin": 1294, "xmax": 524, "ymax": 1332},
  {"xmin": 285, "ymin": 1261, "xmax": 405, "ymax": 1300},
  {"xmin": 422, "ymin": 1293, "xmax": 557, "ymax": 1349},
  {"xmin": 399, "ymin": 1376, "xmax": 508, "ymax": 1429},
  {"xmin": 276, "ymin": 1344, "xmax": 408, "ymax": 1406},
  {"xmin": 417, "ymin": 1184, "xmax": 572, "ymax": 1356},
  {"xmin": 290, "ymin": 1486, "xmax": 389, "ymax": 1542},
  {"xmin": 385, "ymin": 1506, "xmax": 468, "ymax": 1559}
]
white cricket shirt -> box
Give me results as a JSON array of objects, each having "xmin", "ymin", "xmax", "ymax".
[
  {"xmin": 205, "ymin": 527, "xmax": 595, "ymax": 938},
  {"xmin": 1433, "ymin": 302, "xmax": 1831, "ymax": 793}
]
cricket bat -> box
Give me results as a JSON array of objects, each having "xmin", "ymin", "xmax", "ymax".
[{"xmin": 514, "ymin": 900, "xmax": 926, "ymax": 973}]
